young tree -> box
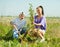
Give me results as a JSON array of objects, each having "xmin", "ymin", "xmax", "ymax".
[
  {"xmin": 23, "ymin": 3, "xmax": 34, "ymax": 38},
  {"xmin": 29, "ymin": 3, "xmax": 34, "ymax": 25}
]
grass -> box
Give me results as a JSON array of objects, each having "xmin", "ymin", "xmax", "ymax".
[{"xmin": 0, "ymin": 16, "xmax": 60, "ymax": 47}]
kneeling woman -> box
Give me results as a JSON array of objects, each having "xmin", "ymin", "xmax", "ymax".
[{"xmin": 33, "ymin": 6, "xmax": 46, "ymax": 42}]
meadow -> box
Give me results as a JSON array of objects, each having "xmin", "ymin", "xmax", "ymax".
[{"xmin": 0, "ymin": 16, "xmax": 60, "ymax": 47}]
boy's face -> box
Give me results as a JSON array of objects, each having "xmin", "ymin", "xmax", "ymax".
[{"xmin": 19, "ymin": 14, "xmax": 24, "ymax": 19}]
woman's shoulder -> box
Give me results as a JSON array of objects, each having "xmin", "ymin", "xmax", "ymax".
[
  {"xmin": 42, "ymin": 16, "xmax": 46, "ymax": 22},
  {"xmin": 34, "ymin": 15, "xmax": 38, "ymax": 18},
  {"xmin": 42, "ymin": 16, "xmax": 46, "ymax": 19}
]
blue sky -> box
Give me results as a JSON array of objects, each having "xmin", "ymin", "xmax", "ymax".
[{"xmin": 0, "ymin": 0, "xmax": 60, "ymax": 17}]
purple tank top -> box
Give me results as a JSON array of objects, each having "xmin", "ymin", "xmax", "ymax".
[{"xmin": 34, "ymin": 15, "xmax": 46, "ymax": 31}]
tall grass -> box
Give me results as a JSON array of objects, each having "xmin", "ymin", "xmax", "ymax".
[{"xmin": 0, "ymin": 16, "xmax": 60, "ymax": 47}]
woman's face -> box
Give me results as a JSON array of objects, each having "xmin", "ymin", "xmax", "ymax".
[{"xmin": 36, "ymin": 7, "xmax": 42, "ymax": 15}]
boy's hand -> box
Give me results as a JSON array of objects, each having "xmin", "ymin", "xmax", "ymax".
[
  {"xmin": 18, "ymin": 31, "xmax": 20, "ymax": 35},
  {"xmin": 16, "ymin": 31, "xmax": 20, "ymax": 35}
]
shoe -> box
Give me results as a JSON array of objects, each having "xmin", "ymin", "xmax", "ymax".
[{"xmin": 40, "ymin": 38, "xmax": 45, "ymax": 43}]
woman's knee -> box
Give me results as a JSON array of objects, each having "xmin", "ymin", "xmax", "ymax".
[
  {"xmin": 38, "ymin": 29, "xmax": 45, "ymax": 36},
  {"xmin": 34, "ymin": 29, "xmax": 37, "ymax": 32}
]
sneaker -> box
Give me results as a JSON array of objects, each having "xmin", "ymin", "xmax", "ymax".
[{"xmin": 40, "ymin": 38, "xmax": 45, "ymax": 43}]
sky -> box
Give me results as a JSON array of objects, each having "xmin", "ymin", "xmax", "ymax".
[{"xmin": 0, "ymin": 0, "xmax": 60, "ymax": 17}]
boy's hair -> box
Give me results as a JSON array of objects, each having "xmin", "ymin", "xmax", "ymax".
[{"xmin": 19, "ymin": 12, "xmax": 24, "ymax": 16}]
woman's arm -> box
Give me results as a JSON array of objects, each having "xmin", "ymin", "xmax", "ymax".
[{"xmin": 33, "ymin": 22, "xmax": 41, "ymax": 26}]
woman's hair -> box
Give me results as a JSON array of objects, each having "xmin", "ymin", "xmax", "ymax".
[{"xmin": 36, "ymin": 5, "xmax": 44, "ymax": 15}]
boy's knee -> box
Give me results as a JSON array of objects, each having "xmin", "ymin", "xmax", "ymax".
[
  {"xmin": 13, "ymin": 31, "xmax": 18, "ymax": 38},
  {"xmin": 20, "ymin": 28, "xmax": 27, "ymax": 34}
]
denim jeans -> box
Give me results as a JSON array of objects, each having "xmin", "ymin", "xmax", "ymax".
[{"xmin": 13, "ymin": 27, "xmax": 26, "ymax": 38}]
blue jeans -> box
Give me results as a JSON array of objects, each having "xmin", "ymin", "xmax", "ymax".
[{"xmin": 13, "ymin": 27, "xmax": 26, "ymax": 38}]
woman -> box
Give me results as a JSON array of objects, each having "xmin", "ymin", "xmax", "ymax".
[{"xmin": 33, "ymin": 6, "xmax": 46, "ymax": 42}]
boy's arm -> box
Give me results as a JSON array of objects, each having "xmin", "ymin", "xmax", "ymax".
[
  {"xmin": 10, "ymin": 22, "xmax": 19, "ymax": 33},
  {"xmin": 13, "ymin": 24, "xmax": 18, "ymax": 32},
  {"xmin": 13, "ymin": 24, "xmax": 20, "ymax": 35}
]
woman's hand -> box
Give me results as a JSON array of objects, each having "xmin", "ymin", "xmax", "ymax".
[
  {"xmin": 33, "ymin": 22, "xmax": 41, "ymax": 26},
  {"xmin": 33, "ymin": 22, "xmax": 36, "ymax": 25}
]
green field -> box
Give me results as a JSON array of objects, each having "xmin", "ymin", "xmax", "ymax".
[{"xmin": 0, "ymin": 16, "xmax": 60, "ymax": 47}]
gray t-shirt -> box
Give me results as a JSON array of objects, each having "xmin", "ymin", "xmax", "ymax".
[{"xmin": 11, "ymin": 18, "xmax": 26, "ymax": 31}]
